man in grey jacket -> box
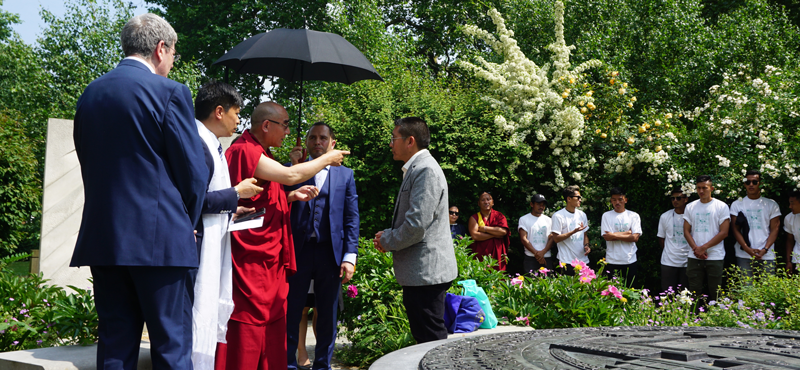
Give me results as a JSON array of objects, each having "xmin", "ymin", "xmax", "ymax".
[{"xmin": 374, "ymin": 117, "xmax": 458, "ymax": 343}]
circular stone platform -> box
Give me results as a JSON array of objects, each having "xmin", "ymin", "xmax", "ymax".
[{"xmin": 413, "ymin": 326, "xmax": 800, "ymax": 369}]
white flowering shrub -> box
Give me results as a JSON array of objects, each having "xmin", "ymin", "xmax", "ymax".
[
  {"xmin": 674, "ymin": 65, "xmax": 800, "ymax": 196},
  {"xmin": 459, "ymin": 2, "xmax": 683, "ymax": 195}
]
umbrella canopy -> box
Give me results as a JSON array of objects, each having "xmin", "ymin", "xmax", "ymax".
[{"xmin": 213, "ymin": 28, "xmax": 383, "ymax": 84}]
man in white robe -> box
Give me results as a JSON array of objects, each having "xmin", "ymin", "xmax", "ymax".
[{"xmin": 192, "ymin": 81, "xmax": 262, "ymax": 370}]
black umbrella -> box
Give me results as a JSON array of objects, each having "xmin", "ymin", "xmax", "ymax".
[{"xmin": 213, "ymin": 28, "xmax": 383, "ymax": 157}]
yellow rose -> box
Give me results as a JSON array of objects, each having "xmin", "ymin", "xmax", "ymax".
[
  {"xmin": 627, "ymin": 137, "xmax": 635, "ymax": 144},
  {"xmin": 595, "ymin": 129, "xmax": 601, "ymax": 134},
  {"xmin": 666, "ymin": 123, "xmax": 671, "ymax": 128},
  {"xmin": 619, "ymin": 88, "xmax": 626, "ymax": 95},
  {"xmin": 665, "ymin": 113, "xmax": 673, "ymax": 119},
  {"xmin": 655, "ymin": 145, "xmax": 663, "ymax": 152},
  {"xmin": 647, "ymin": 136, "xmax": 653, "ymax": 141},
  {"xmin": 622, "ymin": 82, "xmax": 628, "ymax": 88},
  {"xmin": 611, "ymin": 71, "xmax": 619, "ymax": 77},
  {"xmin": 638, "ymin": 126, "xmax": 646, "ymax": 134},
  {"xmin": 587, "ymin": 102, "xmax": 596, "ymax": 110},
  {"xmin": 654, "ymin": 120, "xmax": 661, "ymax": 126},
  {"xmin": 631, "ymin": 96, "xmax": 637, "ymax": 102},
  {"xmin": 569, "ymin": 78, "xmax": 575, "ymax": 84},
  {"xmin": 579, "ymin": 100, "xmax": 585, "ymax": 106},
  {"xmin": 643, "ymin": 123, "xmax": 650, "ymax": 129},
  {"xmin": 562, "ymin": 92, "xmax": 569, "ymax": 98},
  {"xmin": 601, "ymin": 133, "xmax": 607, "ymax": 139},
  {"xmin": 610, "ymin": 79, "xmax": 616, "ymax": 85},
  {"xmin": 583, "ymin": 83, "xmax": 589, "ymax": 88},
  {"xmin": 581, "ymin": 107, "xmax": 588, "ymax": 114},
  {"xmin": 627, "ymin": 102, "xmax": 633, "ymax": 108}
]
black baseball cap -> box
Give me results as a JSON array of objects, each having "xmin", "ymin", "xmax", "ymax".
[{"xmin": 531, "ymin": 194, "xmax": 547, "ymax": 204}]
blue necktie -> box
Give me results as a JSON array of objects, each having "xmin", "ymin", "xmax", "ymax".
[{"xmin": 218, "ymin": 144, "xmax": 223, "ymax": 159}]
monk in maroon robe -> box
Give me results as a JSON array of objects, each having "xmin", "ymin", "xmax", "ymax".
[
  {"xmin": 468, "ymin": 191, "xmax": 510, "ymax": 271},
  {"xmin": 218, "ymin": 102, "xmax": 347, "ymax": 370}
]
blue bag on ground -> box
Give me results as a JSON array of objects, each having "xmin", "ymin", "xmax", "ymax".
[
  {"xmin": 458, "ymin": 280, "xmax": 497, "ymax": 329},
  {"xmin": 443, "ymin": 293, "xmax": 485, "ymax": 334}
]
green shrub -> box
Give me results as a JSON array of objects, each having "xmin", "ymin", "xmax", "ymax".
[
  {"xmin": 0, "ymin": 253, "xmax": 98, "ymax": 351},
  {"xmin": 336, "ymin": 237, "xmax": 505, "ymax": 368},
  {"xmin": 493, "ymin": 261, "xmax": 641, "ymax": 328}
]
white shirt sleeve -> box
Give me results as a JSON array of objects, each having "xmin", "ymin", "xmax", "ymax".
[
  {"xmin": 785, "ymin": 214, "xmax": 795, "ymax": 235},
  {"xmin": 718, "ymin": 203, "xmax": 731, "ymax": 225},
  {"xmin": 631, "ymin": 212, "xmax": 643, "ymax": 235},
  {"xmin": 730, "ymin": 200, "xmax": 740, "ymax": 216},
  {"xmin": 683, "ymin": 206, "xmax": 694, "ymax": 226},
  {"xmin": 601, "ymin": 212, "xmax": 612, "ymax": 235},
  {"xmin": 551, "ymin": 214, "xmax": 563, "ymax": 235},
  {"xmin": 657, "ymin": 212, "xmax": 667, "ymax": 238},
  {"xmin": 768, "ymin": 200, "xmax": 782, "ymax": 221}
]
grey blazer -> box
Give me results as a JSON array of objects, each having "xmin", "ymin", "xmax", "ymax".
[{"xmin": 380, "ymin": 150, "xmax": 458, "ymax": 286}]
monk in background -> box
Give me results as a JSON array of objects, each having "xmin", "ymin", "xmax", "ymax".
[{"xmin": 468, "ymin": 191, "xmax": 510, "ymax": 270}]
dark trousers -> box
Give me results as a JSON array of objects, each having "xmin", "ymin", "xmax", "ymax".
[
  {"xmin": 402, "ymin": 281, "xmax": 452, "ymax": 344},
  {"xmin": 661, "ymin": 265, "xmax": 689, "ymax": 293},
  {"xmin": 687, "ymin": 258, "xmax": 724, "ymax": 302},
  {"xmin": 286, "ymin": 238, "xmax": 341, "ymax": 370},
  {"xmin": 605, "ymin": 262, "xmax": 639, "ymax": 288},
  {"xmin": 91, "ymin": 266, "xmax": 194, "ymax": 370},
  {"xmin": 523, "ymin": 255, "xmax": 555, "ymax": 275}
]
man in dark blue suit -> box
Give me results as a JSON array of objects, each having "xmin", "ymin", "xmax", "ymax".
[
  {"xmin": 286, "ymin": 122, "xmax": 360, "ymax": 370},
  {"xmin": 71, "ymin": 13, "xmax": 206, "ymax": 370}
]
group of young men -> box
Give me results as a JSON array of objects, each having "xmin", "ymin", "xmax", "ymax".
[
  {"xmin": 516, "ymin": 174, "xmax": 800, "ymax": 302},
  {"xmin": 70, "ymin": 12, "xmax": 461, "ymax": 370}
]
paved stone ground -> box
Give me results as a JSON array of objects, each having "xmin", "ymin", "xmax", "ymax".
[{"xmin": 142, "ymin": 324, "xmax": 531, "ymax": 370}]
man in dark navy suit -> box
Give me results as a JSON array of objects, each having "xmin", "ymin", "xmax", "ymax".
[
  {"xmin": 286, "ymin": 122, "xmax": 359, "ymax": 370},
  {"xmin": 71, "ymin": 13, "xmax": 206, "ymax": 370}
]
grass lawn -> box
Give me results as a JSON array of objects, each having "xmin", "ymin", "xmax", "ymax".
[{"xmin": 9, "ymin": 261, "xmax": 31, "ymax": 276}]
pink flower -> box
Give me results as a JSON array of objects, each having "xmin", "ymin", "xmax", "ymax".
[
  {"xmin": 607, "ymin": 285, "xmax": 623, "ymax": 299},
  {"xmin": 346, "ymin": 285, "xmax": 358, "ymax": 298},
  {"xmin": 601, "ymin": 290, "xmax": 610, "ymax": 296},
  {"xmin": 515, "ymin": 316, "xmax": 530, "ymax": 325},
  {"xmin": 510, "ymin": 276, "xmax": 524, "ymax": 288},
  {"xmin": 570, "ymin": 259, "xmax": 588, "ymax": 271},
  {"xmin": 538, "ymin": 267, "xmax": 550, "ymax": 276},
  {"xmin": 577, "ymin": 266, "xmax": 596, "ymax": 283}
]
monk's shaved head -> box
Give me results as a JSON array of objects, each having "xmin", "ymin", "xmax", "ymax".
[{"xmin": 250, "ymin": 101, "xmax": 286, "ymax": 132}]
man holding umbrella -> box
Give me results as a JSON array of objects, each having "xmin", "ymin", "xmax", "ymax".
[{"xmin": 221, "ymin": 102, "xmax": 349, "ymax": 369}]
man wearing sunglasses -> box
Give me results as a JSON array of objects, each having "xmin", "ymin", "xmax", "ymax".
[
  {"xmin": 449, "ymin": 206, "xmax": 468, "ymax": 239},
  {"xmin": 730, "ymin": 170, "xmax": 781, "ymax": 276},
  {"xmin": 657, "ymin": 188, "xmax": 690, "ymax": 293},
  {"xmin": 221, "ymin": 102, "xmax": 349, "ymax": 369},
  {"xmin": 551, "ymin": 185, "xmax": 591, "ymax": 272}
]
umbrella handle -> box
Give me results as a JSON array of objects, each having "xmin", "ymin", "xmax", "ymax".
[{"xmin": 296, "ymin": 136, "xmax": 307, "ymax": 163}]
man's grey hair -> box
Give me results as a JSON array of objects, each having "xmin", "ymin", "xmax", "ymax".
[{"xmin": 120, "ymin": 13, "xmax": 177, "ymax": 58}]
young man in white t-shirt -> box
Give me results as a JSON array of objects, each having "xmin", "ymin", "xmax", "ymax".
[
  {"xmin": 657, "ymin": 188, "xmax": 690, "ymax": 293},
  {"xmin": 730, "ymin": 170, "xmax": 781, "ymax": 276},
  {"xmin": 519, "ymin": 194, "xmax": 554, "ymax": 274},
  {"xmin": 683, "ymin": 175, "xmax": 730, "ymax": 301},
  {"xmin": 784, "ymin": 191, "xmax": 800, "ymax": 274},
  {"xmin": 601, "ymin": 187, "xmax": 642, "ymax": 287},
  {"xmin": 551, "ymin": 185, "xmax": 591, "ymax": 274}
]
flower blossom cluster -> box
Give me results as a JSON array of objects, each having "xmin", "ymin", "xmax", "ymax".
[
  {"xmin": 601, "ymin": 285, "xmax": 627, "ymax": 303},
  {"xmin": 570, "ymin": 259, "xmax": 596, "ymax": 283}
]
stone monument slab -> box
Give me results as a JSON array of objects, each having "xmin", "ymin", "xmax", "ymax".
[
  {"xmin": 417, "ymin": 326, "xmax": 800, "ymax": 369},
  {"xmin": 39, "ymin": 118, "xmax": 91, "ymax": 290}
]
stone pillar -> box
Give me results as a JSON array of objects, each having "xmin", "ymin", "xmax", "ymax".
[{"xmin": 39, "ymin": 118, "xmax": 92, "ymax": 290}]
